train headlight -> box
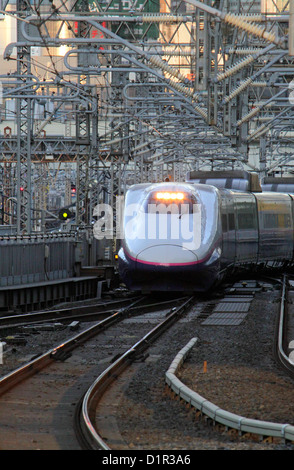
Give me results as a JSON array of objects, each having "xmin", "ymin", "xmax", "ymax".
[{"xmin": 155, "ymin": 192, "xmax": 185, "ymax": 201}]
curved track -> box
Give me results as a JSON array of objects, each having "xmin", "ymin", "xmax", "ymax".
[
  {"xmin": 0, "ymin": 295, "xmax": 190, "ymax": 449},
  {"xmin": 0, "ymin": 277, "xmax": 294, "ymax": 450},
  {"xmin": 77, "ymin": 276, "xmax": 294, "ymax": 451},
  {"xmin": 77, "ymin": 297, "xmax": 194, "ymax": 449}
]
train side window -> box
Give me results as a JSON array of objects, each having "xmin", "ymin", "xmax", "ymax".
[
  {"xmin": 283, "ymin": 214, "xmax": 291, "ymax": 228},
  {"xmin": 228, "ymin": 213, "xmax": 235, "ymax": 230},
  {"xmin": 263, "ymin": 212, "xmax": 291, "ymax": 229},
  {"xmin": 264, "ymin": 213, "xmax": 278, "ymax": 229},
  {"xmin": 237, "ymin": 212, "xmax": 255, "ymax": 230},
  {"xmin": 221, "ymin": 214, "xmax": 228, "ymax": 232}
]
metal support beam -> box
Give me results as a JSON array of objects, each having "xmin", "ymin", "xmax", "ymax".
[
  {"xmin": 16, "ymin": 0, "xmax": 32, "ymax": 234},
  {"xmin": 290, "ymin": 0, "xmax": 294, "ymax": 56},
  {"xmin": 0, "ymin": 0, "xmax": 293, "ymax": 235}
]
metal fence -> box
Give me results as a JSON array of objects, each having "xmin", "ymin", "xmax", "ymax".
[{"xmin": 0, "ymin": 234, "xmax": 83, "ymax": 287}]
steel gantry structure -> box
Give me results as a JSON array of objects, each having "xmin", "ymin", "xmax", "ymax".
[{"xmin": 0, "ymin": 0, "xmax": 293, "ymax": 238}]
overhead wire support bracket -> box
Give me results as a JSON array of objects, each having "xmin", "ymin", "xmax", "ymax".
[
  {"xmin": 184, "ymin": 0, "xmax": 285, "ymax": 47},
  {"xmin": 20, "ymin": 15, "xmax": 210, "ymax": 121}
]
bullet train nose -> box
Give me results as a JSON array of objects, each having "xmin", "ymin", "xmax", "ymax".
[{"xmin": 136, "ymin": 244, "xmax": 198, "ymax": 266}]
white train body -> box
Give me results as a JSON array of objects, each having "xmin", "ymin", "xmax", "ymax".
[{"xmin": 118, "ymin": 173, "xmax": 294, "ymax": 292}]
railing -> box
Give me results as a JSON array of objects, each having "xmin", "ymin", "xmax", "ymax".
[
  {"xmin": 0, "ymin": 236, "xmax": 77, "ymax": 286},
  {"xmin": 276, "ymin": 275, "xmax": 294, "ymax": 374},
  {"xmin": 165, "ymin": 336, "xmax": 294, "ymax": 442}
]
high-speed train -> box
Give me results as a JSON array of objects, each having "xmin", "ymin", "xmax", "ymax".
[{"xmin": 118, "ymin": 171, "xmax": 294, "ymax": 292}]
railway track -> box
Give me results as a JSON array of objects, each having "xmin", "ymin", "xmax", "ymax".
[
  {"xmin": 0, "ymin": 276, "xmax": 293, "ymax": 450},
  {"xmin": 0, "ymin": 295, "xmax": 141, "ymax": 328},
  {"xmin": 0, "ymin": 294, "xmax": 193, "ymax": 449},
  {"xmin": 77, "ymin": 275, "xmax": 294, "ymax": 451},
  {"xmin": 76, "ymin": 296, "xmax": 194, "ymax": 449}
]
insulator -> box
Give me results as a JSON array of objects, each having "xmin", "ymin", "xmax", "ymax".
[
  {"xmin": 216, "ymin": 55, "xmax": 254, "ymax": 82},
  {"xmin": 168, "ymin": 79, "xmax": 200, "ymax": 102},
  {"xmin": 142, "ymin": 14, "xmax": 186, "ymax": 23},
  {"xmin": 228, "ymin": 48, "xmax": 263, "ymax": 55},
  {"xmin": 247, "ymin": 123, "xmax": 268, "ymax": 141},
  {"xmin": 223, "ymin": 78, "xmax": 252, "ymax": 104},
  {"xmin": 148, "ymin": 55, "xmax": 187, "ymax": 82},
  {"xmin": 193, "ymin": 105, "xmax": 208, "ymax": 120},
  {"xmin": 237, "ymin": 106, "xmax": 260, "ymax": 126},
  {"xmin": 174, "ymin": 81, "xmax": 192, "ymax": 95},
  {"xmin": 251, "ymin": 81, "xmax": 267, "ymax": 87},
  {"xmin": 224, "ymin": 13, "xmax": 278, "ymax": 44},
  {"xmin": 229, "ymin": 14, "xmax": 264, "ymax": 22}
]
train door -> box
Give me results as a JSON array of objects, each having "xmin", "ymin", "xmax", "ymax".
[
  {"xmin": 220, "ymin": 192, "xmax": 236, "ymax": 266},
  {"xmin": 234, "ymin": 194, "xmax": 258, "ymax": 263}
]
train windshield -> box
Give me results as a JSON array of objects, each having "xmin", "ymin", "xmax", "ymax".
[{"xmin": 144, "ymin": 190, "xmax": 198, "ymax": 215}]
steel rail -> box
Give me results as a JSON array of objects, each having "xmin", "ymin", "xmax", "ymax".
[
  {"xmin": 0, "ymin": 297, "xmax": 139, "ymax": 327},
  {"xmin": 78, "ymin": 296, "xmax": 195, "ymax": 449},
  {"xmin": 0, "ymin": 296, "xmax": 145, "ymax": 397},
  {"xmin": 0, "ymin": 296, "xmax": 188, "ymax": 328}
]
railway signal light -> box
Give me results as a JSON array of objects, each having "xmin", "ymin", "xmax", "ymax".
[{"xmin": 58, "ymin": 208, "xmax": 73, "ymax": 221}]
